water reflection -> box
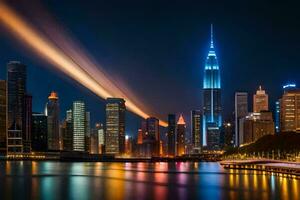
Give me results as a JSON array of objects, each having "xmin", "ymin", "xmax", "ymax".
[{"xmin": 0, "ymin": 161, "xmax": 298, "ymax": 199}]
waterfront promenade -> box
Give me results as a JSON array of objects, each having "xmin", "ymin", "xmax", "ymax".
[{"xmin": 220, "ymin": 159, "xmax": 300, "ymax": 178}]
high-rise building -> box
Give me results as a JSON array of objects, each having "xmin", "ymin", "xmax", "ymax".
[
  {"xmin": 202, "ymin": 24, "xmax": 222, "ymax": 147},
  {"xmin": 253, "ymin": 86, "xmax": 269, "ymax": 112},
  {"xmin": 7, "ymin": 61, "xmax": 26, "ymax": 153},
  {"xmin": 72, "ymin": 101, "xmax": 86, "ymax": 151},
  {"xmin": 167, "ymin": 114, "xmax": 176, "ymax": 156},
  {"xmin": 241, "ymin": 111, "xmax": 274, "ymax": 145},
  {"xmin": 222, "ymin": 122, "xmax": 234, "ymax": 148},
  {"xmin": 235, "ymin": 92, "xmax": 248, "ymax": 146},
  {"xmin": 125, "ymin": 135, "xmax": 133, "ymax": 155},
  {"xmin": 275, "ymin": 100, "xmax": 280, "ymax": 133},
  {"xmin": 206, "ymin": 122, "xmax": 220, "ymax": 150},
  {"xmin": 22, "ymin": 94, "xmax": 32, "ymax": 152},
  {"xmin": 176, "ymin": 114, "xmax": 186, "ymax": 156},
  {"xmin": 96, "ymin": 123, "xmax": 105, "ymax": 154},
  {"xmin": 46, "ymin": 91, "xmax": 60, "ymax": 150},
  {"xmin": 105, "ymin": 98, "xmax": 126, "ymax": 154},
  {"xmin": 62, "ymin": 109, "xmax": 73, "ymax": 151},
  {"xmin": 137, "ymin": 128, "xmax": 143, "ymax": 145},
  {"xmin": 191, "ymin": 110, "xmax": 201, "ymax": 153},
  {"xmin": 280, "ymin": 88, "xmax": 300, "ymax": 132},
  {"xmin": 31, "ymin": 113, "xmax": 47, "ymax": 152},
  {"xmin": 0, "ymin": 80, "xmax": 7, "ymax": 154},
  {"xmin": 143, "ymin": 117, "xmax": 160, "ymax": 157}
]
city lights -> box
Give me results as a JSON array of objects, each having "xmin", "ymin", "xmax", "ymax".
[{"xmin": 0, "ymin": 2, "xmax": 167, "ymax": 127}]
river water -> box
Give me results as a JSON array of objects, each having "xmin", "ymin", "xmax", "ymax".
[{"xmin": 0, "ymin": 161, "xmax": 298, "ymax": 200}]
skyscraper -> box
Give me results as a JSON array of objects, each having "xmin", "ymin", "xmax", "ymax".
[
  {"xmin": 0, "ymin": 80, "xmax": 7, "ymax": 154},
  {"xmin": 72, "ymin": 101, "xmax": 86, "ymax": 151},
  {"xmin": 167, "ymin": 114, "xmax": 176, "ymax": 156},
  {"xmin": 202, "ymin": 24, "xmax": 222, "ymax": 148},
  {"xmin": 62, "ymin": 109, "xmax": 73, "ymax": 151},
  {"xmin": 280, "ymin": 88, "xmax": 300, "ymax": 132},
  {"xmin": 176, "ymin": 114, "xmax": 186, "ymax": 156},
  {"xmin": 105, "ymin": 98, "xmax": 126, "ymax": 154},
  {"xmin": 191, "ymin": 110, "xmax": 201, "ymax": 153},
  {"xmin": 7, "ymin": 61, "xmax": 26, "ymax": 153},
  {"xmin": 143, "ymin": 117, "xmax": 160, "ymax": 157},
  {"xmin": 253, "ymin": 86, "xmax": 269, "ymax": 112},
  {"xmin": 85, "ymin": 111, "xmax": 91, "ymax": 152},
  {"xmin": 31, "ymin": 113, "xmax": 47, "ymax": 152},
  {"xmin": 46, "ymin": 91, "xmax": 60, "ymax": 150},
  {"xmin": 234, "ymin": 92, "xmax": 248, "ymax": 146}
]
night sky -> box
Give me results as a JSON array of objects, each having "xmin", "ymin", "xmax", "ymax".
[{"xmin": 1, "ymin": 0, "xmax": 300, "ymax": 137}]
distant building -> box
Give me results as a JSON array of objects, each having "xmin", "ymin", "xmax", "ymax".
[
  {"xmin": 253, "ymin": 86, "xmax": 268, "ymax": 112},
  {"xmin": 191, "ymin": 110, "xmax": 201, "ymax": 153},
  {"xmin": 235, "ymin": 92, "xmax": 248, "ymax": 146},
  {"xmin": 46, "ymin": 91, "xmax": 60, "ymax": 150},
  {"xmin": 202, "ymin": 25, "xmax": 222, "ymax": 147},
  {"xmin": 62, "ymin": 109, "xmax": 73, "ymax": 151},
  {"xmin": 31, "ymin": 113, "xmax": 47, "ymax": 152},
  {"xmin": 143, "ymin": 117, "xmax": 160, "ymax": 157},
  {"xmin": 137, "ymin": 128, "xmax": 143, "ymax": 145},
  {"xmin": 275, "ymin": 100, "xmax": 280, "ymax": 133},
  {"xmin": 222, "ymin": 122, "xmax": 234, "ymax": 148},
  {"xmin": 7, "ymin": 61, "xmax": 26, "ymax": 153},
  {"xmin": 97, "ymin": 123, "xmax": 105, "ymax": 154},
  {"xmin": 176, "ymin": 114, "xmax": 186, "ymax": 156},
  {"xmin": 0, "ymin": 80, "xmax": 7, "ymax": 154},
  {"xmin": 72, "ymin": 101, "xmax": 86, "ymax": 151},
  {"xmin": 280, "ymin": 88, "xmax": 300, "ymax": 132},
  {"xmin": 105, "ymin": 98, "xmax": 126, "ymax": 154},
  {"xmin": 125, "ymin": 135, "xmax": 133, "ymax": 155},
  {"xmin": 206, "ymin": 122, "xmax": 220, "ymax": 150},
  {"xmin": 22, "ymin": 94, "xmax": 32, "ymax": 152},
  {"xmin": 90, "ymin": 123, "xmax": 104, "ymax": 154},
  {"xmin": 241, "ymin": 111, "xmax": 274, "ymax": 145},
  {"xmin": 167, "ymin": 114, "xmax": 176, "ymax": 156}
]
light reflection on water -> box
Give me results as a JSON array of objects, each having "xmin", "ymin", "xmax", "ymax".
[{"xmin": 0, "ymin": 161, "xmax": 298, "ymax": 200}]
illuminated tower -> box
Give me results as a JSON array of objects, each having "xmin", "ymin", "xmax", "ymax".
[
  {"xmin": 176, "ymin": 114, "xmax": 186, "ymax": 156},
  {"xmin": 72, "ymin": 101, "xmax": 86, "ymax": 151},
  {"xmin": 105, "ymin": 98, "xmax": 126, "ymax": 154},
  {"xmin": 191, "ymin": 110, "xmax": 201, "ymax": 152},
  {"xmin": 253, "ymin": 86, "xmax": 269, "ymax": 112},
  {"xmin": 202, "ymin": 24, "xmax": 222, "ymax": 147},
  {"xmin": 46, "ymin": 91, "xmax": 60, "ymax": 150}
]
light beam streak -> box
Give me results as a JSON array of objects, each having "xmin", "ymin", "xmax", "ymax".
[{"xmin": 0, "ymin": 2, "xmax": 167, "ymax": 127}]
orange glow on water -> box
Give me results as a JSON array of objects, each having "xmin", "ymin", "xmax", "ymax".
[{"xmin": 0, "ymin": 2, "xmax": 167, "ymax": 127}]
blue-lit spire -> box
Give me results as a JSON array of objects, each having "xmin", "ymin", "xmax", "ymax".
[{"xmin": 210, "ymin": 24, "xmax": 214, "ymax": 49}]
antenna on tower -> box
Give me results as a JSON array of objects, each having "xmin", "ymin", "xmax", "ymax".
[{"xmin": 210, "ymin": 24, "xmax": 214, "ymax": 48}]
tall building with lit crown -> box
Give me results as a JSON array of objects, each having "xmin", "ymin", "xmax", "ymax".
[
  {"xmin": 46, "ymin": 91, "xmax": 60, "ymax": 150},
  {"xmin": 191, "ymin": 110, "xmax": 201, "ymax": 153},
  {"xmin": 280, "ymin": 87, "xmax": 300, "ymax": 132},
  {"xmin": 7, "ymin": 61, "xmax": 26, "ymax": 153},
  {"xmin": 202, "ymin": 24, "xmax": 222, "ymax": 147},
  {"xmin": 0, "ymin": 80, "xmax": 7, "ymax": 154},
  {"xmin": 105, "ymin": 98, "xmax": 126, "ymax": 154},
  {"xmin": 176, "ymin": 114, "xmax": 186, "ymax": 156},
  {"xmin": 167, "ymin": 114, "xmax": 176, "ymax": 156},
  {"xmin": 253, "ymin": 86, "xmax": 269, "ymax": 112},
  {"xmin": 72, "ymin": 101, "xmax": 86, "ymax": 151},
  {"xmin": 235, "ymin": 92, "xmax": 248, "ymax": 146}
]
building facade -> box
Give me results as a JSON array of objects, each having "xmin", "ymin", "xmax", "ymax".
[
  {"xmin": 202, "ymin": 25, "xmax": 222, "ymax": 148},
  {"xmin": 23, "ymin": 94, "xmax": 32, "ymax": 152},
  {"xmin": 31, "ymin": 113, "xmax": 48, "ymax": 152},
  {"xmin": 167, "ymin": 114, "xmax": 176, "ymax": 156},
  {"xmin": 176, "ymin": 114, "xmax": 186, "ymax": 156},
  {"xmin": 191, "ymin": 110, "xmax": 201, "ymax": 153},
  {"xmin": 253, "ymin": 86, "xmax": 269, "ymax": 112},
  {"xmin": 7, "ymin": 61, "xmax": 26, "ymax": 153},
  {"xmin": 143, "ymin": 117, "xmax": 160, "ymax": 157},
  {"xmin": 46, "ymin": 91, "xmax": 60, "ymax": 150},
  {"xmin": 62, "ymin": 109, "xmax": 73, "ymax": 151},
  {"xmin": 105, "ymin": 98, "xmax": 126, "ymax": 154},
  {"xmin": 234, "ymin": 92, "xmax": 248, "ymax": 146},
  {"xmin": 280, "ymin": 89, "xmax": 300, "ymax": 132},
  {"xmin": 72, "ymin": 101, "xmax": 86, "ymax": 151}
]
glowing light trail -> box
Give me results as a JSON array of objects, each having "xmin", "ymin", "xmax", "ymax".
[{"xmin": 0, "ymin": 2, "xmax": 167, "ymax": 127}]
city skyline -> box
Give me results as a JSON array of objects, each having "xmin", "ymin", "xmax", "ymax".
[{"xmin": 1, "ymin": 1, "xmax": 300, "ymax": 137}]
